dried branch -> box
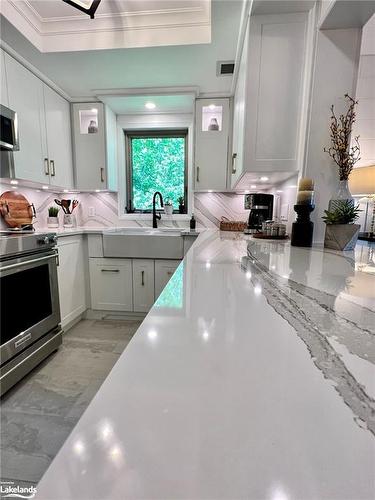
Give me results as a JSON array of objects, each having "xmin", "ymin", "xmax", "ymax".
[{"xmin": 323, "ymin": 94, "xmax": 360, "ymax": 180}]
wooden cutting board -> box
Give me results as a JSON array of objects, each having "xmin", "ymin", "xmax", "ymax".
[{"xmin": 0, "ymin": 191, "xmax": 34, "ymax": 228}]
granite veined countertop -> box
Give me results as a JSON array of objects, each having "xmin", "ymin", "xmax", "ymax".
[{"xmin": 35, "ymin": 231, "xmax": 375, "ymax": 499}]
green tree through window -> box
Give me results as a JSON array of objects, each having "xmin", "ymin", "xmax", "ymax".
[{"xmin": 127, "ymin": 131, "xmax": 187, "ymax": 212}]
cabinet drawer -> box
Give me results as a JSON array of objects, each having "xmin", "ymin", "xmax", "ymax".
[
  {"xmin": 133, "ymin": 260, "xmax": 155, "ymax": 313},
  {"xmin": 155, "ymin": 260, "xmax": 180, "ymax": 300},
  {"xmin": 89, "ymin": 258, "xmax": 132, "ymax": 311}
]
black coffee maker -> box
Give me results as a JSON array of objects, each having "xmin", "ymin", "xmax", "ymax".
[{"xmin": 244, "ymin": 193, "xmax": 274, "ymax": 234}]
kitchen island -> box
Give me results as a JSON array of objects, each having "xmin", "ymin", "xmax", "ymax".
[{"xmin": 35, "ymin": 230, "xmax": 375, "ymax": 499}]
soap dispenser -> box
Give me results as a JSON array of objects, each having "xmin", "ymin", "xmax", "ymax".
[{"xmin": 190, "ymin": 214, "xmax": 196, "ymax": 231}]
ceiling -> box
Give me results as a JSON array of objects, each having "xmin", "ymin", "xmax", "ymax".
[
  {"xmin": 1, "ymin": 0, "xmax": 211, "ymax": 52},
  {"xmin": 100, "ymin": 94, "xmax": 195, "ymax": 114},
  {"xmin": 0, "ymin": 0, "xmax": 242, "ymax": 100}
]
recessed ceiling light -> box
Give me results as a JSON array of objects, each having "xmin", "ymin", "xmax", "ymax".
[
  {"xmin": 10, "ymin": 180, "xmax": 18, "ymax": 185},
  {"xmin": 91, "ymin": 108, "xmax": 98, "ymax": 113},
  {"xmin": 260, "ymin": 176, "xmax": 269, "ymax": 182},
  {"xmin": 145, "ymin": 102, "xmax": 156, "ymax": 110},
  {"xmin": 42, "ymin": 185, "xmax": 49, "ymax": 190},
  {"xmin": 208, "ymin": 104, "xmax": 216, "ymax": 110},
  {"xmin": 251, "ymin": 184, "xmax": 257, "ymax": 189}
]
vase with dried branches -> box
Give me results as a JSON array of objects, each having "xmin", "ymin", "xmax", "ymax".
[{"xmin": 324, "ymin": 94, "xmax": 360, "ymax": 210}]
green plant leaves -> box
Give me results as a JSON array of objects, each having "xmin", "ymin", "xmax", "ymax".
[
  {"xmin": 322, "ymin": 200, "xmax": 361, "ymax": 224},
  {"xmin": 131, "ymin": 137, "xmax": 185, "ymax": 210}
]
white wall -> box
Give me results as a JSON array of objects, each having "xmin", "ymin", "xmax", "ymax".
[
  {"xmin": 303, "ymin": 27, "xmax": 362, "ymax": 242},
  {"xmin": 352, "ymin": 14, "xmax": 375, "ymax": 168}
]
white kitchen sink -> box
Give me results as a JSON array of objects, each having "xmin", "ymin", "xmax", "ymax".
[{"xmin": 103, "ymin": 228, "xmax": 184, "ymax": 259}]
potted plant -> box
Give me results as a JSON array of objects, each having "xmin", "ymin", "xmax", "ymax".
[
  {"xmin": 178, "ymin": 196, "xmax": 185, "ymax": 214},
  {"xmin": 322, "ymin": 200, "xmax": 361, "ymax": 250},
  {"xmin": 164, "ymin": 199, "xmax": 173, "ymax": 216},
  {"xmin": 324, "ymin": 94, "xmax": 361, "ymax": 210},
  {"xmin": 47, "ymin": 206, "xmax": 59, "ymax": 228}
]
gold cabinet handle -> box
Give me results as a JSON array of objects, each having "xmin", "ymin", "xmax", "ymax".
[
  {"xmin": 44, "ymin": 158, "xmax": 50, "ymax": 175},
  {"xmin": 50, "ymin": 160, "xmax": 55, "ymax": 177},
  {"xmin": 100, "ymin": 167, "xmax": 105, "ymax": 183},
  {"xmin": 232, "ymin": 153, "xmax": 237, "ymax": 174},
  {"xmin": 196, "ymin": 166, "xmax": 200, "ymax": 182}
]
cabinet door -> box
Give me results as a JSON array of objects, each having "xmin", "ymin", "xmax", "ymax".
[
  {"xmin": 155, "ymin": 260, "xmax": 180, "ymax": 300},
  {"xmin": 133, "ymin": 259, "xmax": 155, "ymax": 313},
  {"xmin": 57, "ymin": 236, "xmax": 87, "ymax": 329},
  {"xmin": 1, "ymin": 49, "xmax": 9, "ymax": 107},
  {"xmin": 194, "ymin": 98, "xmax": 230, "ymax": 191},
  {"xmin": 231, "ymin": 18, "xmax": 249, "ymax": 188},
  {"xmin": 44, "ymin": 85, "xmax": 73, "ymax": 189},
  {"xmin": 73, "ymin": 103, "xmax": 107, "ymax": 190},
  {"xmin": 89, "ymin": 258, "xmax": 133, "ymax": 311},
  {"xmin": 5, "ymin": 53, "xmax": 47, "ymax": 183},
  {"xmin": 244, "ymin": 13, "xmax": 307, "ymax": 172}
]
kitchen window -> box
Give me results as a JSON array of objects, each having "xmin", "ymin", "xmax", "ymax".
[{"xmin": 125, "ymin": 130, "xmax": 188, "ymax": 213}]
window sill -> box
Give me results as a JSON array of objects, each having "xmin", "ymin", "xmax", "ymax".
[{"xmin": 118, "ymin": 213, "xmax": 191, "ymax": 221}]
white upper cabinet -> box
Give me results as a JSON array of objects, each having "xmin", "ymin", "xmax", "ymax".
[
  {"xmin": 194, "ymin": 97, "xmax": 230, "ymax": 191},
  {"xmin": 1, "ymin": 49, "xmax": 9, "ymax": 107},
  {"xmin": 44, "ymin": 85, "xmax": 73, "ymax": 189},
  {"xmin": 3, "ymin": 51, "xmax": 74, "ymax": 188},
  {"xmin": 231, "ymin": 12, "xmax": 308, "ymax": 187},
  {"xmin": 72, "ymin": 102, "xmax": 118, "ymax": 191},
  {"xmin": 231, "ymin": 18, "xmax": 249, "ymax": 188},
  {"xmin": 5, "ymin": 52, "xmax": 47, "ymax": 184}
]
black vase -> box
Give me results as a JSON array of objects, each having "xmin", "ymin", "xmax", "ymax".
[{"xmin": 291, "ymin": 204, "xmax": 315, "ymax": 247}]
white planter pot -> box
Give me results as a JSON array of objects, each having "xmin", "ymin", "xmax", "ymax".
[
  {"xmin": 164, "ymin": 205, "xmax": 173, "ymax": 216},
  {"xmin": 324, "ymin": 224, "xmax": 360, "ymax": 251},
  {"xmin": 47, "ymin": 216, "xmax": 59, "ymax": 228}
]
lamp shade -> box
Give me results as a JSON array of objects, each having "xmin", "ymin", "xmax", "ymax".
[{"xmin": 349, "ymin": 166, "xmax": 375, "ymax": 195}]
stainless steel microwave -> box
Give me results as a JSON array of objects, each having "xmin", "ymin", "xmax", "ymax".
[{"xmin": 0, "ymin": 104, "xmax": 19, "ymax": 151}]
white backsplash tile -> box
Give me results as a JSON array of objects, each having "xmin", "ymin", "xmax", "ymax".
[{"xmin": 0, "ymin": 185, "xmax": 249, "ymax": 230}]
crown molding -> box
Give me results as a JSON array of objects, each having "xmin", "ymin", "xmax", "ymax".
[{"xmin": 94, "ymin": 86, "xmax": 200, "ymax": 97}]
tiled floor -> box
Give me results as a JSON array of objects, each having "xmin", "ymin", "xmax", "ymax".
[{"xmin": 0, "ymin": 319, "xmax": 141, "ymax": 488}]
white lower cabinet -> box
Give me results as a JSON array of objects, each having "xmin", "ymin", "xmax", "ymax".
[
  {"xmin": 133, "ymin": 260, "xmax": 155, "ymax": 313},
  {"xmin": 90, "ymin": 258, "xmax": 133, "ymax": 311},
  {"xmin": 57, "ymin": 236, "xmax": 87, "ymax": 329},
  {"xmin": 155, "ymin": 260, "xmax": 180, "ymax": 300},
  {"xmin": 88, "ymin": 257, "xmax": 181, "ymax": 313}
]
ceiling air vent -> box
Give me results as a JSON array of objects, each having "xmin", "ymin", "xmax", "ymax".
[{"xmin": 217, "ymin": 61, "xmax": 235, "ymax": 76}]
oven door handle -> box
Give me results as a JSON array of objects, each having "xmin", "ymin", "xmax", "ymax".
[{"xmin": 0, "ymin": 253, "xmax": 56, "ymax": 272}]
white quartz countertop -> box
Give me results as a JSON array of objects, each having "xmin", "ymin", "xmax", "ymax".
[{"xmin": 35, "ymin": 231, "xmax": 375, "ymax": 500}]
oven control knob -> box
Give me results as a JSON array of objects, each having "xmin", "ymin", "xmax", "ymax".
[{"xmin": 38, "ymin": 236, "xmax": 49, "ymax": 245}]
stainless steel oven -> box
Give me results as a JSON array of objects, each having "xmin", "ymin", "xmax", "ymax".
[
  {"xmin": 0, "ymin": 232, "xmax": 62, "ymax": 395},
  {"xmin": 0, "ymin": 104, "xmax": 19, "ymax": 151}
]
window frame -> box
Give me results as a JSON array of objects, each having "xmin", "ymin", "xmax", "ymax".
[{"xmin": 125, "ymin": 129, "xmax": 189, "ymax": 214}]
